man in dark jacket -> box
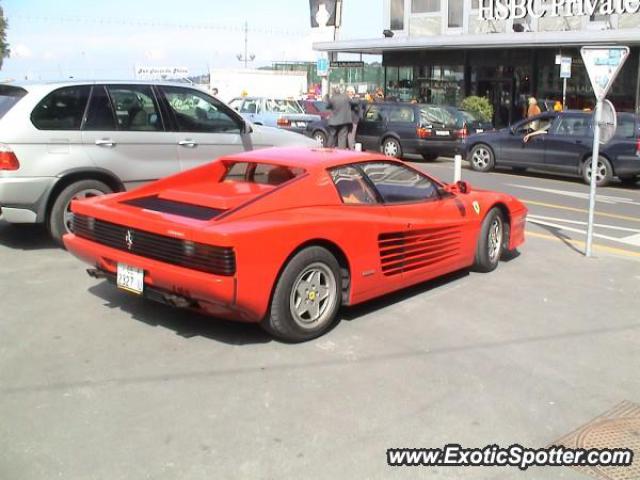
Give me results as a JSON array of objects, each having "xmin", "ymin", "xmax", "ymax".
[{"xmin": 325, "ymin": 87, "xmax": 352, "ymax": 149}]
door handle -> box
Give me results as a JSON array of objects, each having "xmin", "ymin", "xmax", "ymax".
[
  {"xmin": 178, "ymin": 140, "xmax": 197, "ymax": 148},
  {"xmin": 95, "ymin": 139, "xmax": 115, "ymax": 147}
]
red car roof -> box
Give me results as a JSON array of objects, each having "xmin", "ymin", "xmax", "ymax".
[{"xmin": 217, "ymin": 147, "xmax": 389, "ymax": 171}]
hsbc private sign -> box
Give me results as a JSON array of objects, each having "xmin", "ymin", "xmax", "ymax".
[{"xmin": 479, "ymin": 0, "xmax": 640, "ymax": 20}]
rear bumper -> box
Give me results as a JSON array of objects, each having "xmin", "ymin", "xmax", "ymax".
[
  {"xmin": 64, "ymin": 233, "xmax": 257, "ymax": 322},
  {"xmin": 403, "ymin": 139, "xmax": 462, "ymax": 157},
  {"xmin": 0, "ymin": 176, "xmax": 57, "ymax": 223}
]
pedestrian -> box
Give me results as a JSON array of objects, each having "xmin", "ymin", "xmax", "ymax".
[
  {"xmin": 527, "ymin": 97, "xmax": 541, "ymax": 118},
  {"xmin": 553, "ymin": 100, "xmax": 563, "ymax": 111},
  {"xmin": 346, "ymin": 87, "xmax": 362, "ymax": 150},
  {"xmin": 324, "ymin": 86, "xmax": 353, "ymax": 149}
]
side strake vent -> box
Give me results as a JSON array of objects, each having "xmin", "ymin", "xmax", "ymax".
[
  {"xmin": 378, "ymin": 227, "xmax": 462, "ymax": 276},
  {"xmin": 121, "ymin": 195, "xmax": 225, "ymax": 221}
]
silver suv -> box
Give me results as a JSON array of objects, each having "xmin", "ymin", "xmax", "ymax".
[{"xmin": 0, "ymin": 81, "xmax": 315, "ymax": 244}]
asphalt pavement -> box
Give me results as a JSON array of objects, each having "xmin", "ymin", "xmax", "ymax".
[{"xmin": 0, "ymin": 164, "xmax": 639, "ymax": 480}]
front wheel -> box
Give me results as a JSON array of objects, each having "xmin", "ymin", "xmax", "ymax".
[
  {"xmin": 48, "ymin": 180, "xmax": 112, "ymax": 246},
  {"xmin": 262, "ymin": 246, "xmax": 342, "ymax": 342},
  {"xmin": 468, "ymin": 144, "xmax": 495, "ymax": 172},
  {"xmin": 313, "ymin": 130, "xmax": 327, "ymax": 147},
  {"xmin": 473, "ymin": 208, "xmax": 506, "ymax": 273},
  {"xmin": 582, "ymin": 156, "xmax": 613, "ymax": 187},
  {"xmin": 382, "ymin": 137, "xmax": 402, "ymax": 158}
]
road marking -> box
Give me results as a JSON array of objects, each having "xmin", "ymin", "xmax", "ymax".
[
  {"xmin": 511, "ymin": 184, "xmax": 640, "ymax": 206},
  {"xmin": 527, "ymin": 214, "xmax": 640, "ymax": 233},
  {"xmin": 527, "ymin": 218, "xmax": 640, "ymax": 247},
  {"xmin": 526, "ymin": 231, "xmax": 640, "ymax": 259},
  {"xmin": 522, "ymin": 199, "xmax": 640, "ymax": 223}
]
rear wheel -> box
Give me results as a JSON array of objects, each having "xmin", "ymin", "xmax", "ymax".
[
  {"xmin": 469, "ymin": 144, "xmax": 495, "ymax": 172},
  {"xmin": 582, "ymin": 156, "xmax": 613, "ymax": 187},
  {"xmin": 262, "ymin": 246, "xmax": 342, "ymax": 342},
  {"xmin": 313, "ymin": 130, "xmax": 327, "ymax": 147},
  {"xmin": 382, "ymin": 137, "xmax": 402, "ymax": 158},
  {"xmin": 473, "ymin": 208, "xmax": 506, "ymax": 273},
  {"xmin": 48, "ymin": 180, "xmax": 112, "ymax": 246}
]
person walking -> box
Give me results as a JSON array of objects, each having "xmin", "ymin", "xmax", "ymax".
[
  {"xmin": 325, "ymin": 86, "xmax": 353, "ymax": 149},
  {"xmin": 527, "ymin": 97, "xmax": 541, "ymax": 118},
  {"xmin": 346, "ymin": 87, "xmax": 363, "ymax": 150}
]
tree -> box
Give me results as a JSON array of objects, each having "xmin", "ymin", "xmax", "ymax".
[
  {"xmin": 460, "ymin": 96, "xmax": 493, "ymax": 123},
  {"xmin": 0, "ymin": 4, "xmax": 9, "ymax": 69}
]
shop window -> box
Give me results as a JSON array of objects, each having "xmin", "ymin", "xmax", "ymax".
[
  {"xmin": 412, "ymin": 0, "xmax": 441, "ymax": 13},
  {"xmin": 448, "ymin": 0, "xmax": 464, "ymax": 28},
  {"xmin": 390, "ymin": 0, "xmax": 405, "ymax": 30}
]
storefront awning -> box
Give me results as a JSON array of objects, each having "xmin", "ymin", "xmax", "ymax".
[{"xmin": 313, "ymin": 29, "xmax": 640, "ymax": 55}]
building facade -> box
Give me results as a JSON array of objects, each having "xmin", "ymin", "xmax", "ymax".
[{"xmin": 314, "ymin": 0, "xmax": 640, "ymax": 126}]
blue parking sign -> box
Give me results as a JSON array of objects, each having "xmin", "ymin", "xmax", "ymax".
[{"xmin": 317, "ymin": 58, "xmax": 329, "ymax": 77}]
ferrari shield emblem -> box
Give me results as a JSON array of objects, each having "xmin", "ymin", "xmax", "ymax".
[{"xmin": 472, "ymin": 201, "xmax": 481, "ymax": 215}]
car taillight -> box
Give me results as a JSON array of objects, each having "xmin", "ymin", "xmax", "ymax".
[
  {"xmin": 416, "ymin": 127, "xmax": 432, "ymax": 139},
  {"xmin": 636, "ymin": 138, "xmax": 640, "ymax": 156},
  {"xmin": 0, "ymin": 144, "xmax": 19, "ymax": 170},
  {"xmin": 456, "ymin": 125, "xmax": 468, "ymax": 140},
  {"xmin": 277, "ymin": 117, "xmax": 291, "ymax": 127}
]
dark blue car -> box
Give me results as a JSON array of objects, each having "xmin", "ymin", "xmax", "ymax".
[{"xmin": 464, "ymin": 111, "xmax": 640, "ymax": 186}]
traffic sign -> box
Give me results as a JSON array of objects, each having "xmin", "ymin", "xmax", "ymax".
[
  {"xmin": 560, "ymin": 56, "xmax": 572, "ymax": 79},
  {"xmin": 317, "ymin": 58, "xmax": 329, "ymax": 77},
  {"xmin": 580, "ymin": 47, "xmax": 630, "ymax": 100},
  {"xmin": 598, "ymin": 99, "xmax": 617, "ymax": 145}
]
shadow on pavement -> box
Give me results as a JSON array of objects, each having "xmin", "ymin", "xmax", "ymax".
[
  {"xmin": 0, "ymin": 221, "xmax": 58, "ymax": 250},
  {"xmin": 88, "ymin": 281, "xmax": 273, "ymax": 346},
  {"xmin": 533, "ymin": 222, "xmax": 584, "ymax": 256}
]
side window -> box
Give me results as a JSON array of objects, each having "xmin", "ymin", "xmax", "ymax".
[
  {"xmin": 228, "ymin": 98, "xmax": 243, "ymax": 111},
  {"xmin": 162, "ymin": 87, "xmax": 241, "ymax": 134},
  {"xmin": 361, "ymin": 162, "xmax": 439, "ymax": 204},
  {"xmin": 615, "ymin": 115, "xmax": 635, "ymax": 139},
  {"xmin": 83, "ymin": 86, "xmax": 116, "ymax": 131},
  {"xmin": 364, "ymin": 105, "xmax": 383, "ymax": 123},
  {"xmin": 240, "ymin": 99, "xmax": 259, "ymax": 114},
  {"xmin": 553, "ymin": 116, "xmax": 591, "ymax": 137},
  {"xmin": 106, "ymin": 85, "xmax": 162, "ymax": 131},
  {"xmin": 515, "ymin": 116, "xmax": 553, "ymax": 134},
  {"xmin": 31, "ymin": 86, "xmax": 91, "ymax": 130},
  {"xmin": 330, "ymin": 166, "xmax": 378, "ymax": 205},
  {"xmin": 388, "ymin": 106, "xmax": 415, "ymax": 123}
]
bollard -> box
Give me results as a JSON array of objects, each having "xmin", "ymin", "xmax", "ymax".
[
  {"xmin": 454, "ymin": 154, "xmax": 462, "ymax": 183},
  {"xmin": 355, "ymin": 143, "xmax": 362, "ymax": 152}
]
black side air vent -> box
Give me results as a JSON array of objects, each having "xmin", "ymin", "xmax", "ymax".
[{"xmin": 122, "ymin": 195, "xmax": 224, "ymax": 221}]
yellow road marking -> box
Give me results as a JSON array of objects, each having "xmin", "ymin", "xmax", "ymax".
[
  {"xmin": 527, "ymin": 231, "xmax": 640, "ymax": 259},
  {"xmin": 522, "ymin": 199, "xmax": 640, "ymax": 224}
]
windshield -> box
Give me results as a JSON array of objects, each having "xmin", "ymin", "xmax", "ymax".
[
  {"xmin": 265, "ymin": 99, "xmax": 304, "ymax": 114},
  {"xmin": 420, "ymin": 105, "xmax": 456, "ymax": 127},
  {"xmin": 0, "ymin": 85, "xmax": 27, "ymax": 119}
]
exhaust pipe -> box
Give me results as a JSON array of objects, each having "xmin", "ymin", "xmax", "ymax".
[
  {"xmin": 87, "ymin": 268, "xmax": 109, "ymax": 279},
  {"xmin": 162, "ymin": 293, "xmax": 194, "ymax": 309}
]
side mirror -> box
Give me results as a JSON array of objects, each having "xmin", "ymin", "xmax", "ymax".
[
  {"xmin": 242, "ymin": 121, "xmax": 253, "ymax": 134},
  {"xmin": 456, "ymin": 180, "xmax": 471, "ymax": 194}
]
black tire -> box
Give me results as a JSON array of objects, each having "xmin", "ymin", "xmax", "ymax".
[
  {"xmin": 48, "ymin": 180, "xmax": 112, "ymax": 246},
  {"xmin": 421, "ymin": 153, "xmax": 438, "ymax": 161},
  {"xmin": 313, "ymin": 130, "xmax": 327, "ymax": 147},
  {"xmin": 261, "ymin": 246, "xmax": 342, "ymax": 342},
  {"xmin": 381, "ymin": 137, "xmax": 402, "ymax": 158},
  {"xmin": 468, "ymin": 144, "xmax": 495, "ymax": 172},
  {"xmin": 582, "ymin": 156, "xmax": 613, "ymax": 187},
  {"xmin": 512, "ymin": 166, "xmax": 527, "ymax": 174},
  {"xmin": 619, "ymin": 175, "xmax": 638, "ymax": 186},
  {"xmin": 473, "ymin": 208, "xmax": 506, "ymax": 273}
]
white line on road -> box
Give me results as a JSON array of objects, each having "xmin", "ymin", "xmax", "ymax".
[
  {"xmin": 527, "ymin": 218, "xmax": 640, "ymax": 247},
  {"xmin": 527, "ymin": 214, "xmax": 640, "ymax": 233},
  {"xmin": 510, "ymin": 184, "xmax": 640, "ymax": 206}
]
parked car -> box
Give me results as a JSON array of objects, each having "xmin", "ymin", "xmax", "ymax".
[
  {"xmin": 464, "ymin": 111, "xmax": 640, "ymax": 186},
  {"xmin": 300, "ymin": 99, "xmax": 331, "ymax": 120},
  {"xmin": 305, "ymin": 102, "xmax": 461, "ymax": 160},
  {"xmin": 0, "ymin": 81, "xmax": 315, "ymax": 244},
  {"xmin": 228, "ymin": 97, "xmax": 320, "ymax": 134},
  {"xmin": 64, "ymin": 147, "xmax": 527, "ymax": 342},
  {"xmin": 441, "ymin": 106, "xmax": 493, "ymax": 139}
]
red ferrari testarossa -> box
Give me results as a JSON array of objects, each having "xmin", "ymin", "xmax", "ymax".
[{"xmin": 64, "ymin": 147, "xmax": 527, "ymax": 342}]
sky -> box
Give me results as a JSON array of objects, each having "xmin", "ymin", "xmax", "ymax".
[{"xmin": 1, "ymin": 0, "xmax": 383, "ymax": 81}]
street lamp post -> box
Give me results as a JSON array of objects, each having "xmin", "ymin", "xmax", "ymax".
[{"xmin": 236, "ymin": 21, "xmax": 255, "ymax": 68}]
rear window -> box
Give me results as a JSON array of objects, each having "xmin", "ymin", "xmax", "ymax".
[
  {"xmin": 0, "ymin": 85, "xmax": 27, "ymax": 119},
  {"xmin": 615, "ymin": 114, "xmax": 637, "ymax": 139},
  {"xmin": 265, "ymin": 99, "xmax": 303, "ymax": 114},
  {"xmin": 31, "ymin": 86, "xmax": 91, "ymax": 130},
  {"xmin": 420, "ymin": 106, "xmax": 456, "ymax": 127},
  {"xmin": 222, "ymin": 162, "xmax": 305, "ymax": 186}
]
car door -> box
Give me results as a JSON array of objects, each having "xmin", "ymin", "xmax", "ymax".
[
  {"xmin": 499, "ymin": 114, "xmax": 554, "ymax": 167},
  {"xmin": 543, "ymin": 115, "xmax": 591, "ymax": 173},
  {"xmin": 158, "ymin": 86, "xmax": 249, "ymax": 171},
  {"xmin": 358, "ymin": 104, "xmax": 387, "ymax": 151},
  {"xmin": 239, "ymin": 98, "xmax": 261, "ymax": 125},
  {"xmin": 81, "ymin": 84, "xmax": 179, "ymax": 190},
  {"xmin": 358, "ymin": 161, "xmax": 472, "ymax": 285}
]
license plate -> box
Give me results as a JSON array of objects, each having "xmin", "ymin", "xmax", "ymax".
[
  {"xmin": 476, "ymin": 129, "xmax": 484, "ymax": 133},
  {"xmin": 436, "ymin": 130, "xmax": 450, "ymax": 136},
  {"xmin": 295, "ymin": 122, "xmax": 307, "ymax": 128},
  {"xmin": 116, "ymin": 263, "xmax": 144, "ymax": 295}
]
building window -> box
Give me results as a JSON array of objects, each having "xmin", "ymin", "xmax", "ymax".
[
  {"xmin": 391, "ymin": 0, "xmax": 405, "ymax": 30},
  {"xmin": 412, "ymin": 0, "xmax": 441, "ymax": 14},
  {"xmin": 448, "ymin": 0, "xmax": 464, "ymax": 27}
]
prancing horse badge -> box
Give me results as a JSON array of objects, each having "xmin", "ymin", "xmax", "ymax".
[{"xmin": 472, "ymin": 201, "xmax": 481, "ymax": 215}]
